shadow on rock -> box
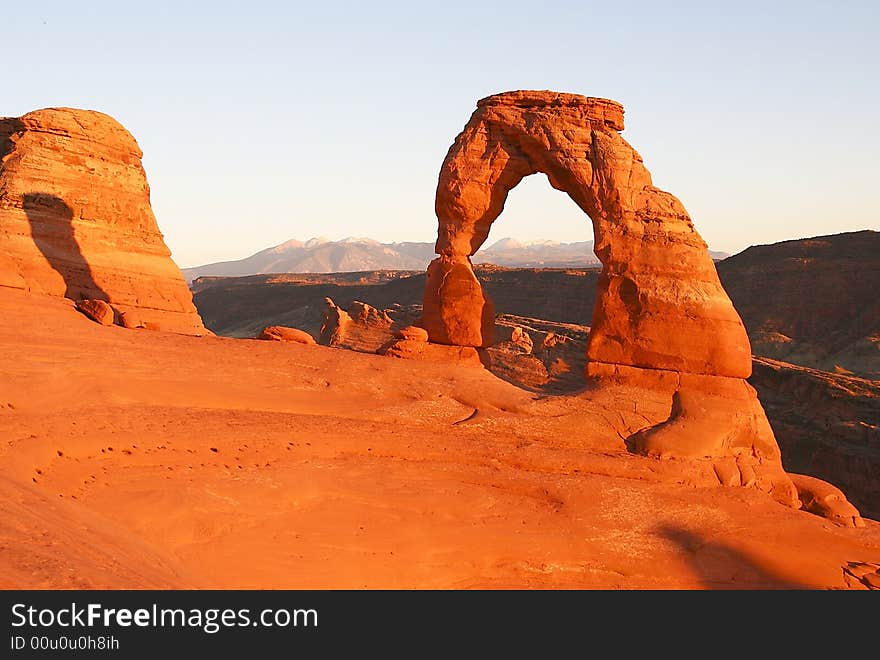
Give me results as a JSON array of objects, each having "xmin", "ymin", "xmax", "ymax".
[
  {"xmin": 23, "ymin": 192, "xmax": 108, "ymax": 301},
  {"xmin": 656, "ymin": 524, "xmax": 813, "ymax": 589}
]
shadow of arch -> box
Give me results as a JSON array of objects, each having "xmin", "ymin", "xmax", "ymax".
[
  {"xmin": 656, "ymin": 524, "xmax": 813, "ymax": 589},
  {"xmin": 22, "ymin": 193, "xmax": 108, "ymax": 301}
]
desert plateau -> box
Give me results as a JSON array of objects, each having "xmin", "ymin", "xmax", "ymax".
[{"xmin": 2, "ymin": 89, "xmax": 879, "ymax": 593}]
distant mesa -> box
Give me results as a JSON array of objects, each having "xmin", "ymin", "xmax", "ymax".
[
  {"xmin": 0, "ymin": 107, "xmax": 206, "ymax": 335},
  {"xmin": 717, "ymin": 229, "xmax": 880, "ymax": 379}
]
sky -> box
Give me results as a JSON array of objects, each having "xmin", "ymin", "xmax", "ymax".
[{"xmin": 4, "ymin": 1, "xmax": 878, "ymax": 267}]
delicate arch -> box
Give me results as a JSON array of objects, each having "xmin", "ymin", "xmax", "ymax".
[{"xmin": 422, "ymin": 90, "xmax": 751, "ymax": 379}]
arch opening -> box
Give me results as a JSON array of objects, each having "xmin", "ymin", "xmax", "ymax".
[
  {"xmin": 465, "ymin": 172, "xmax": 602, "ymax": 393},
  {"xmin": 422, "ymin": 90, "xmax": 751, "ymax": 381}
]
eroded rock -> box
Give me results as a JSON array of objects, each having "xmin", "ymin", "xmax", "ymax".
[
  {"xmin": 790, "ymin": 473, "xmax": 864, "ymax": 528},
  {"xmin": 423, "ymin": 90, "xmax": 749, "ymax": 376},
  {"xmin": 320, "ymin": 298, "xmax": 394, "ymax": 352},
  {"xmin": 258, "ymin": 325, "xmax": 317, "ymax": 344},
  {"xmin": 418, "ymin": 90, "xmax": 860, "ymax": 519},
  {"xmin": 0, "ymin": 108, "xmax": 206, "ymax": 335},
  {"xmin": 75, "ymin": 299, "xmax": 114, "ymax": 326},
  {"xmin": 395, "ymin": 325, "xmax": 429, "ymax": 342}
]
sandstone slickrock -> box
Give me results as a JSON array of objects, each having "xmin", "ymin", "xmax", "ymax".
[
  {"xmin": 75, "ymin": 299, "xmax": 114, "ymax": 326},
  {"xmin": 419, "ymin": 90, "xmax": 843, "ymax": 516},
  {"xmin": 0, "ymin": 108, "xmax": 206, "ymax": 335},
  {"xmin": 118, "ymin": 310, "xmax": 147, "ymax": 330},
  {"xmin": 257, "ymin": 325, "xmax": 317, "ymax": 344},
  {"xmin": 844, "ymin": 562, "xmax": 880, "ymax": 590}
]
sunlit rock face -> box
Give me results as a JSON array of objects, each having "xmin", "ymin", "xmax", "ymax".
[
  {"xmin": 424, "ymin": 90, "xmax": 748, "ymax": 376},
  {"xmin": 0, "ymin": 108, "xmax": 205, "ymax": 335}
]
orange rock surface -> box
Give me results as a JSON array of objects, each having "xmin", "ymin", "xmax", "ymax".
[
  {"xmin": 0, "ymin": 108, "xmax": 205, "ymax": 335},
  {"xmin": 1, "ymin": 287, "xmax": 878, "ymax": 589},
  {"xmin": 75, "ymin": 298, "xmax": 115, "ymax": 326},
  {"xmin": 258, "ymin": 325, "xmax": 317, "ymax": 344}
]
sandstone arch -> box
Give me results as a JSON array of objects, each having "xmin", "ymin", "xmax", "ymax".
[
  {"xmin": 420, "ymin": 91, "xmax": 862, "ymax": 522},
  {"xmin": 422, "ymin": 90, "xmax": 749, "ymax": 378}
]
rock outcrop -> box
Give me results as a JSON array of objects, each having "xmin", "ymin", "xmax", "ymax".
[
  {"xmin": 257, "ymin": 325, "xmax": 316, "ymax": 344},
  {"xmin": 423, "ymin": 90, "xmax": 749, "ymax": 376},
  {"xmin": 319, "ymin": 298, "xmax": 419, "ymax": 353},
  {"xmin": 75, "ymin": 299, "xmax": 115, "ymax": 326},
  {"xmin": 395, "ymin": 325, "xmax": 429, "ymax": 342},
  {"xmin": 419, "ymin": 90, "xmax": 831, "ymax": 515},
  {"xmin": 844, "ymin": 562, "xmax": 880, "ymax": 590},
  {"xmin": 0, "ymin": 108, "xmax": 206, "ymax": 335}
]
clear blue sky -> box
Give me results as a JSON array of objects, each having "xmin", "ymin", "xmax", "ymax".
[{"xmin": 5, "ymin": 1, "xmax": 878, "ymax": 266}]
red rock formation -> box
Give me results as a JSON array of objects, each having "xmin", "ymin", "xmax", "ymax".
[
  {"xmin": 395, "ymin": 325, "xmax": 428, "ymax": 342},
  {"xmin": 422, "ymin": 255, "xmax": 496, "ymax": 347},
  {"xmin": 0, "ymin": 108, "xmax": 206, "ymax": 335},
  {"xmin": 420, "ymin": 90, "xmax": 846, "ymax": 517},
  {"xmin": 319, "ymin": 298, "xmax": 404, "ymax": 353},
  {"xmin": 424, "ymin": 90, "xmax": 749, "ymax": 377},
  {"xmin": 257, "ymin": 325, "xmax": 316, "ymax": 344},
  {"xmin": 844, "ymin": 562, "xmax": 880, "ymax": 590},
  {"xmin": 789, "ymin": 473, "xmax": 864, "ymax": 528},
  {"xmin": 75, "ymin": 299, "xmax": 115, "ymax": 326}
]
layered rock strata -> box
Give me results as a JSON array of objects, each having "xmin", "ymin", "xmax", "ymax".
[{"xmin": 0, "ymin": 108, "xmax": 205, "ymax": 334}]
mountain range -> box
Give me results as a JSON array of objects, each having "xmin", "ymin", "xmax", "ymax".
[{"xmin": 182, "ymin": 237, "xmax": 729, "ymax": 281}]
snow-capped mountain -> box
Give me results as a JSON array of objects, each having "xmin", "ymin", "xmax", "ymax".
[{"xmin": 182, "ymin": 237, "xmax": 727, "ymax": 281}]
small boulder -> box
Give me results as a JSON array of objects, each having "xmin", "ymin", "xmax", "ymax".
[
  {"xmin": 790, "ymin": 473, "xmax": 864, "ymax": 528},
  {"xmin": 118, "ymin": 311, "xmax": 146, "ymax": 329},
  {"xmin": 258, "ymin": 325, "xmax": 317, "ymax": 345},
  {"xmin": 75, "ymin": 299, "xmax": 114, "ymax": 326},
  {"xmin": 395, "ymin": 325, "xmax": 428, "ymax": 342}
]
